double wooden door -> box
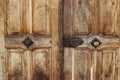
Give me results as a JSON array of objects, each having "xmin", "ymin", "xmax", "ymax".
[{"xmin": 0, "ymin": 0, "xmax": 120, "ymax": 80}]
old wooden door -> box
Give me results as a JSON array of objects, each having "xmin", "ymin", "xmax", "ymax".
[
  {"xmin": 63, "ymin": 0, "xmax": 120, "ymax": 80},
  {"xmin": 0, "ymin": 0, "xmax": 61, "ymax": 80}
]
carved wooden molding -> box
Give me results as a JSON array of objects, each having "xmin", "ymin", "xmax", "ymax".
[
  {"xmin": 5, "ymin": 34, "xmax": 52, "ymax": 50},
  {"xmin": 75, "ymin": 34, "xmax": 120, "ymax": 50}
]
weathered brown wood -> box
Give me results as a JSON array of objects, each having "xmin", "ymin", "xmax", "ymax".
[
  {"xmin": 6, "ymin": 0, "xmax": 22, "ymax": 35},
  {"xmin": 5, "ymin": 34, "xmax": 52, "ymax": 49},
  {"xmin": 75, "ymin": 35, "xmax": 120, "ymax": 50},
  {"xmin": 51, "ymin": 0, "xmax": 61, "ymax": 80},
  {"xmin": 116, "ymin": 47, "xmax": 120, "ymax": 80},
  {"xmin": 32, "ymin": 0, "xmax": 51, "ymax": 34},
  {"xmin": 22, "ymin": 50, "xmax": 32, "ymax": 80},
  {"xmin": 21, "ymin": 0, "xmax": 32, "ymax": 34},
  {"xmin": 1, "ymin": 0, "xmax": 61, "ymax": 79},
  {"xmin": 64, "ymin": 48, "xmax": 73, "ymax": 80},
  {"xmin": 0, "ymin": 0, "xmax": 6, "ymax": 79},
  {"xmin": 73, "ymin": 0, "xmax": 99, "ymax": 34},
  {"xmin": 64, "ymin": 0, "xmax": 120, "ymax": 36},
  {"xmin": 116, "ymin": 0, "xmax": 120, "ymax": 37},
  {"xmin": 32, "ymin": 49, "xmax": 51, "ymax": 80},
  {"xmin": 64, "ymin": 0, "xmax": 100, "ymax": 35},
  {"xmin": 92, "ymin": 51, "xmax": 102, "ymax": 80},
  {"xmin": 74, "ymin": 49, "xmax": 93, "ymax": 80},
  {"xmin": 7, "ymin": 49, "xmax": 23, "ymax": 80},
  {"xmin": 99, "ymin": 0, "xmax": 119, "ymax": 35},
  {"xmin": 102, "ymin": 50, "xmax": 116, "ymax": 80}
]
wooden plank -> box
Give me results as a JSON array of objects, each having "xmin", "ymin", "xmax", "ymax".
[
  {"xmin": 64, "ymin": 48, "xmax": 73, "ymax": 80},
  {"xmin": 74, "ymin": 49, "xmax": 92, "ymax": 80},
  {"xmin": 116, "ymin": 0, "xmax": 120, "ymax": 37},
  {"xmin": 101, "ymin": 50, "xmax": 116, "ymax": 80},
  {"xmin": 51, "ymin": 0, "xmax": 61, "ymax": 80},
  {"xmin": 50, "ymin": 0, "xmax": 61, "ymax": 80},
  {"xmin": 5, "ymin": 35, "xmax": 52, "ymax": 49},
  {"xmin": 22, "ymin": 0, "xmax": 32, "ymax": 34},
  {"xmin": 74, "ymin": 35, "xmax": 120, "ymax": 50},
  {"xmin": 64, "ymin": 0, "xmax": 99, "ymax": 35},
  {"xmin": 32, "ymin": 0, "xmax": 51, "ymax": 34},
  {"xmin": 23, "ymin": 50, "xmax": 32, "ymax": 80},
  {"xmin": 6, "ymin": 0, "xmax": 22, "ymax": 35},
  {"xmin": 64, "ymin": 0, "xmax": 73, "ymax": 35},
  {"xmin": 32, "ymin": 49, "xmax": 51, "ymax": 80},
  {"xmin": 99, "ymin": 0, "xmax": 118, "ymax": 35},
  {"xmin": 73, "ymin": 0, "xmax": 99, "ymax": 35},
  {"xmin": 0, "ymin": 0, "xmax": 6, "ymax": 79},
  {"xmin": 7, "ymin": 49, "xmax": 23, "ymax": 80},
  {"xmin": 93, "ymin": 51, "xmax": 102, "ymax": 80},
  {"xmin": 117, "ymin": 47, "xmax": 120, "ymax": 79}
]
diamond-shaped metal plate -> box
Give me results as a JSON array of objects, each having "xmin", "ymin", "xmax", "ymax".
[
  {"xmin": 90, "ymin": 38, "xmax": 102, "ymax": 48},
  {"xmin": 22, "ymin": 37, "xmax": 33, "ymax": 48}
]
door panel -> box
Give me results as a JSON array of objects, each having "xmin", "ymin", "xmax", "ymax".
[
  {"xmin": 0, "ymin": 0, "xmax": 61, "ymax": 80},
  {"xmin": 7, "ymin": 49, "xmax": 23, "ymax": 80},
  {"xmin": 6, "ymin": 0, "xmax": 22, "ymax": 35},
  {"xmin": 0, "ymin": 0, "xmax": 6, "ymax": 80},
  {"xmin": 63, "ymin": 46, "xmax": 119, "ymax": 80},
  {"xmin": 72, "ymin": 0, "xmax": 99, "ymax": 34},
  {"xmin": 74, "ymin": 49, "xmax": 93, "ymax": 80},
  {"xmin": 32, "ymin": 0, "xmax": 51, "ymax": 34},
  {"xmin": 63, "ymin": 0, "xmax": 120, "ymax": 80},
  {"xmin": 32, "ymin": 49, "xmax": 51, "ymax": 80},
  {"xmin": 99, "ymin": 0, "xmax": 118, "ymax": 35},
  {"xmin": 64, "ymin": 0, "xmax": 120, "ymax": 36},
  {"xmin": 64, "ymin": 0, "xmax": 99, "ymax": 35}
]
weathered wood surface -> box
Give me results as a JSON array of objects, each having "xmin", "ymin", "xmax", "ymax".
[
  {"xmin": 0, "ymin": 0, "xmax": 120, "ymax": 80},
  {"xmin": 5, "ymin": 34, "xmax": 52, "ymax": 50},
  {"xmin": 63, "ymin": 0, "xmax": 120, "ymax": 80},
  {"xmin": 63, "ymin": 35, "xmax": 120, "ymax": 80},
  {"xmin": 0, "ymin": 0, "xmax": 6, "ymax": 79},
  {"xmin": 4, "ymin": 0, "xmax": 54, "ymax": 35},
  {"xmin": 0, "ymin": 0, "xmax": 61, "ymax": 80},
  {"xmin": 64, "ymin": 0, "xmax": 120, "ymax": 36}
]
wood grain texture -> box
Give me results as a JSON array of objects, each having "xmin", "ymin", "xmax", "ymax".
[
  {"xmin": 7, "ymin": 49, "xmax": 23, "ymax": 80},
  {"xmin": 6, "ymin": 0, "xmax": 22, "ymax": 35},
  {"xmin": 101, "ymin": 50, "xmax": 116, "ymax": 80},
  {"xmin": 64, "ymin": 0, "xmax": 120, "ymax": 36},
  {"xmin": 74, "ymin": 49, "xmax": 93, "ymax": 80},
  {"xmin": 32, "ymin": 49, "xmax": 51, "ymax": 80},
  {"xmin": 64, "ymin": 0, "xmax": 99, "ymax": 35},
  {"xmin": 0, "ymin": 0, "xmax": 6, "ymax": 80},
  {"xmin": 64, "ymin": 48, "xmax": 73, "ymax": 80},
  {"xmin": 64, "ymin": 0, "xmax": 73, "ymax": 35},
  {"xmin": 22, "ymin": 50, "xmax": 32, "ymax": 80},
  {"xmin": 32, "ymin": 0, "xmax": 51, "ymax": 34},
  {"xmin": 51, "ymin": 0, "xmax": 61, "ymax": 80},
  {"xmin": 63, "ymin": 48, "xmax": 118, "ymax": 80},
  {"xmin": 5, "ymin": 34, "xmax": 52, "ymax": 50},
  {"xmin": 63, "ymin": 35, "xmax": 120, "ymax": 80},
  {"xmin": 1, "ymin": 0, "xmax": 61, "ymax": 79},
  {"xmin": 99, "ymin": 0, "xmax": 119, "ymax": 35},
  {"xmin": 22, "ymin": 0, "xmax": 32, "ymax": 34},
  {"xmin": 116, "ymin": 0, "xmax": 120, "ymax": 37},
  {"xmin": 73, "ymin": 0, "xmax": 99, "ymax": 35}
]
